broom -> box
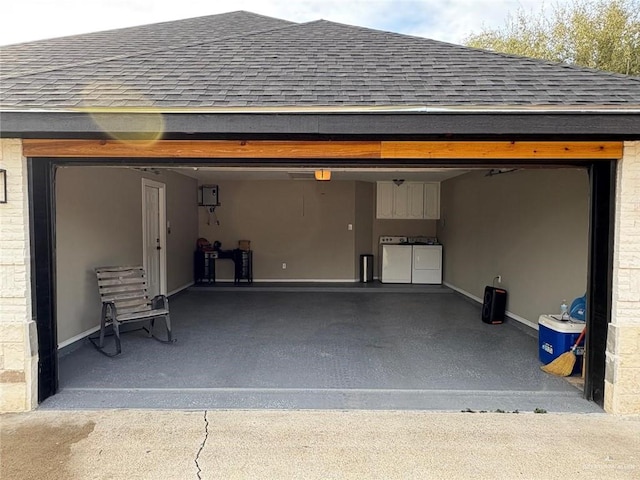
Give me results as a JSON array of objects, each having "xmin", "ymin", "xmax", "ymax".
[{"xmin": 540, "ymin": 327, "xmax": 586, "ymax": 377}]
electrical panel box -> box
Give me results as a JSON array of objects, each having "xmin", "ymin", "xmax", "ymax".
[{"xmin": 198, "ymin": 185, "xmax": 219, "ymax": 206}]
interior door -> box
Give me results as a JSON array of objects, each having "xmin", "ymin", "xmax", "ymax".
[{"xmin": 142, "ymin": 179, "xmax": 166, "ymax": 297}]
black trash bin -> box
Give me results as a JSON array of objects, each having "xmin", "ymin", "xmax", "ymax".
[{"xmin": 360, "ymin": 254, "xmax": 374, "ymax": 283}]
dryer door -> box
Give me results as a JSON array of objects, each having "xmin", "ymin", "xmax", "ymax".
[{"xmin": 412, "ymin": 245, "xmax": 442, "ymax": 284}]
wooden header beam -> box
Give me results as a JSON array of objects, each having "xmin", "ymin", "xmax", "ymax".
[
  {"xmin": 381, "ymin": 141, "xmax": 623, "ymax": 159},
  {"xmin": 22, "ymin": 139, "xmax": 623, "ymax": 160}
]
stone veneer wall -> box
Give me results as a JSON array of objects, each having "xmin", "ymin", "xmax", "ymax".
[
  {"xmin": 606, "ymin": 141, "xmax": 640, "ymax": 414},
  {"xmin": 0, "ymin": 139, "xmax": 38, "ymax": 412}
]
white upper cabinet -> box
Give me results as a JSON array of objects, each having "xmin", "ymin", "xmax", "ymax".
[
  {"xmin": 423, "ymin": 182, "xmax": 441, "ymax": 219},
  {"xmin": 407, "ymin": 182, "xmax": 425, "ymax": 219},
  {"xmin": 376, "ymin": 181, "xmax": 394, "ymax": 218},
  {"xmin": 376, "ymin": 181, "xmax": 439, "ymax": 219},
  {"xmin": 392, "ymin": 183, "xmax": 410, "ymax": 218}
]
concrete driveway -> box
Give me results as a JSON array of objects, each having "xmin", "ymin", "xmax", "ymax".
[{"xmin": 2, "ymin": 409, "xmax": 639, "ymax": 479}]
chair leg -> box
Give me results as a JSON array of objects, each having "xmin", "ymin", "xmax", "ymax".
[
  {"xmin": 98, "ymin": 303, "xmax": 108, "ymax": 348},
  {"xmin": 148, "ymin": 295, "xmax": 174, "ymax": 343},
  {"xmin": 90, "ymin": 303, "xmax": 121, "ymax": 356},
  {"xmin": 150, "ymin": 314, "xmax": 174, "ymax": 343},
  {"xmin": 112, "ymin": 318, "xmax": 122, "ymax": 355},
  {"xmin": 164, "ymin": 314, "xmax": 172, "ymax": 342}
]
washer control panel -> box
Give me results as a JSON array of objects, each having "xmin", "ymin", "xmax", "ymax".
[{"xmin": 379, "ymin": 236, "xmax": 408, "ymax": 244}]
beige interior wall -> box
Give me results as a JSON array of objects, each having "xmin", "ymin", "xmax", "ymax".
[
  {"xmin": 354, "ymin": 182, "xmax": 374, "ymax": 275},
  {"xmin": 198, "ymin": 180, "xmax": 357, "ymax": 280},
  {"xmin": 55, "ymin": 166, "xmax": 197, "ymax": 344},
  {"xmin": 165, "ymin": 173, "xmax": 199, "ymax": 292},
  {"xmin": 437, "ymin": 168, "xmax": 590, "ymax": 324}
]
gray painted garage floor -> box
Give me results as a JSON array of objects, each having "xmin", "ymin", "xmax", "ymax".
[{"xmin": 43, "ymin": 287, "xmax": 601, "ymax": 412}]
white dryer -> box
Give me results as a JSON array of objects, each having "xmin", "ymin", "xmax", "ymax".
[{"xmin": 411, "ymin": 245, "xmax": 443, "ymax": 284}]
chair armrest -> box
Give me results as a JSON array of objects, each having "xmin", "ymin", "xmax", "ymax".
[
  {"xmin": 151, "ymin": 295, "xmax": 169, "ymax": 310},
  {"xmin": 101, "ymin": 300, "xmax": 118, "ymax": 319}
]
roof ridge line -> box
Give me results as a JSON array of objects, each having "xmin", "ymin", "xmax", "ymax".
[
  {"xmin": 460, "ymin": 44, "xmax": 640, "ymax": 82},
  {"xmin": 300, "ymin": 18, "xmax": 446, "ymax": 44},
  {"xmin": 304, "ymin": 19, "xmax": 640, "ymax": 81},
  {"xmin": 1, "ymin": 20, "xmax": 301, "ymax": 81},
  {"xmin": 0, "ymin": 10, "xmax": 294, "ymax": 48}
]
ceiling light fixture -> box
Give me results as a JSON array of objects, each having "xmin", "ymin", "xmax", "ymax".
[{"xmin": 314, "ymin": 169, "xmax": 331, "ymax": 181}]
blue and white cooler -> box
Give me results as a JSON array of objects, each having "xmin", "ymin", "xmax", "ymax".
[{"xmin": 538, "ymin": 314, "xmax": 585, "ymax": 376}]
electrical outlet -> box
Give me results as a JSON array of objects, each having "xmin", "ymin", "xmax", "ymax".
[
  {"xmin": 282, "ymin": 263, "xmax": 287, "ymax": 269},
  {"xmin": 497, "ymin": 275, "xmax": 502, "ymax": 284},
  {"xmin": 348, "ymin": 224, "xmax": 353, "ymax": 231}
]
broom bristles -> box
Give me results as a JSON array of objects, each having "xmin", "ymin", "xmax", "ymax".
[{"xmin": 540, "ymin": 351, "xmax": 576, "ymax": 377}]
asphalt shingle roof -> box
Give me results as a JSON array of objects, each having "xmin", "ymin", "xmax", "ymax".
[{"xmin": 1, "ymin": 10, "xmax": 639, "ymax": 109}]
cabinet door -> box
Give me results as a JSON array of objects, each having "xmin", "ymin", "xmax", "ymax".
[
  {"xmin": 392, "ymin": 183, "xmax": 410, "ymax": 218},
  {"xmin": 376, "ymin": 182, "xmax": 394, "ymax": 219},
  {"xmin": 424, "ymin": 182, "xmax": 441, "ymax": 219},
  {"xmin": 407, "ymin": 182, "xmax": 425, "ymax": 219}
]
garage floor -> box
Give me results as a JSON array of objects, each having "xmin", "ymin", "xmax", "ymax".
[{"xmin": 43, "ymin": 287, "xmax": 601, "ymax": 412}]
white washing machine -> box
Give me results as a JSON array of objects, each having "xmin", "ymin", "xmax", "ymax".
[
  {"xmin": 380, "ymin": 236, "xmax": 412, "ymax": 283},
  {"xmin": 412, "ymin": 244, "xmax": 443, "ymax": 284}
]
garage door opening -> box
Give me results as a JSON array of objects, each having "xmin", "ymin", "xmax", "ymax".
[{"xmin": 28, "ymin": 155, "xmax": 613, "ymax": 412}]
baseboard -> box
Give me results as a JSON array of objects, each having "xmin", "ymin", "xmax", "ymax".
[
  {"xmin": 443, "ymin": 281, "xmax": 538, "ymax": 331},
  {"xmin": 213, "ymin": 278, "xmax": 359, "ymax": 283},
  {"xmin": 58, "ymin": 326, "xmax": 100, "ymax": 350},
  {"xmin": 168, "ymin": 281, "xmax": 195, "ymax": 297}
]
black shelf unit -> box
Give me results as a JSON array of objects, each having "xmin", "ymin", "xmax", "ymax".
[
  {"xmin": 194, "ymin": 249, "xmax": 252, "ymax": 285},
  {"xmin": 234, "ymin": 249, "xmax": 253, "ymax": 284},
  {"xmin": 193, "ymin": 250, "xmax": 217, "ymax": 284}
]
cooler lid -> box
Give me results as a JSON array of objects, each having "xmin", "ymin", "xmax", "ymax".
[{"xmin": 538, "ymin": 314, "xmax": 585, "ymax": 333}]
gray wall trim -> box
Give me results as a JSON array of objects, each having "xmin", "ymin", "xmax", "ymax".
[{"xmin": 2, "ymin": 111, "xmax": 640, "ymax": 138}]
